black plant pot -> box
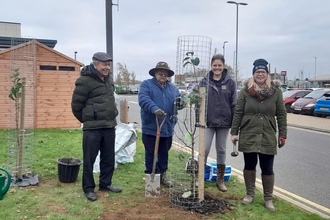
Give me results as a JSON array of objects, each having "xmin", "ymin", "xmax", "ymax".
[{"xmin": 57, "ymin": 158, "xmax": 82, "ymax": 183}]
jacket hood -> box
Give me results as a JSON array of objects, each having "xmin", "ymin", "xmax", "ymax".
[{"xmin": 80, "ymin": 65, "xmax": 93, "ymax": 76}]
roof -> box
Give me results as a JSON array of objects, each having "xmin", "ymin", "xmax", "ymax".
[
  {"xmin": 0, "ymin": 36, "xmax": 57, "ymax": 49},
  {"xmin": 309, "ymin": 74, "xmax": 330, "ymax": 82},
  {"xmin": 0, "ymin": 39, "xmax": 84, "ymax": 67}
]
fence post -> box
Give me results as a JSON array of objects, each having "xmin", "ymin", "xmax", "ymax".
[{"xmin": 120, "ymin": 100, "xmax": 128, "ymax": 124}]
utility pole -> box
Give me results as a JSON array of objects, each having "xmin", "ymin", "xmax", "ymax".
[
  {"xmin": 222, "ymin": 41, "xmax": 228, "ymax": 59},
  {"xmin": 314, "ymin": 57, "xmax": 317, "ymax": 79},
  {"xmin": 106, "ymin": 0, "xmax": 119, "ymax": 77},
  {"xmin": 227, "ymin": 1, "xmax": 248, "ymax": 88}
]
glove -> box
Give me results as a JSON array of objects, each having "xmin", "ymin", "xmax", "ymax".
[
  {"xmin": 278, "ymin": 136, "xmax": 286, "ymax": 148},
  {"xmin": 154, "ymin": 109, "xmax": 166, "ymax": 117},
  {"xmin": 174, "ymin": 97, "xmax": 184, "ymax": 109}
]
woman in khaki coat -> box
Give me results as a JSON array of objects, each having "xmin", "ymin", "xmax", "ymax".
[{"xmin": 230, "ymin": 58, "xmax": 287, "ymax": 212}]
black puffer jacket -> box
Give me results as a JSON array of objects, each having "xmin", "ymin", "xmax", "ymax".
[
  {"xmin": 199, "ymin": 69, "xmax": 237, "ymax": 128},
  {"xmin": 71, "ymin": 64, "xmax": 118, "ymax": 130}
]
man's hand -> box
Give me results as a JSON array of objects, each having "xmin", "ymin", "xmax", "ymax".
[
  {"xmin": 154, "ymin": 109, "xmax": 166, "ymax": 117},
  {"xmin": 278, "ymin": 136, "xmax": 286, "ymax": 148}
]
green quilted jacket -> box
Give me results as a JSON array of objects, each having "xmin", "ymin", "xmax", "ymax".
[{"xmin": 71, "ymin": 65, "xmax": 118, "ymax": 130}]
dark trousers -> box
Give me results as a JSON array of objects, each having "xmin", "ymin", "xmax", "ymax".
[
  {"xmin": 82, "ymin": 128, "xmax": 115, "ymax": 193},
  {"xmin": 243, "ymin": 152, "xmax": 274, "ymax": 175},
  {"xmin": 142, "ymin": 134, "xmax": 172, "ymax": 174}
]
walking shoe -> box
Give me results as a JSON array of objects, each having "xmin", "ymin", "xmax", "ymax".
[
  {"xmin": 99, "ymin": 185, "xmax": 122, "ymax": 193},
  {"xmin": 161, "ymin": 172, "xmax": 173, "ymax": 187},
  {"xmin": 85, "ymin": 191, "xmax": 97, "ymax": 201}
]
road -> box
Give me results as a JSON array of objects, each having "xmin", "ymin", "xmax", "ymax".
[{"xmin": 119, "ymin": 94, "xmax": 330, "ymax": 218}]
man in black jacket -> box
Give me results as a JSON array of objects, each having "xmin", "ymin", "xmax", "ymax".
[{"xmin": 71, "ymin": 52, "xmax": 121, "ymax": 201}]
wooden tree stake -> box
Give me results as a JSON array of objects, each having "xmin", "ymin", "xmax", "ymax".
[
  {"xmin": 198, "ymin": 86, "xmax": 206, "ymax": 202},
  {"xmin": 120, "ymin": 100, "xmax": 128, "ymax": 124}
]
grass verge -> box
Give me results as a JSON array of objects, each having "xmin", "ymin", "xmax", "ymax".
[{"xmin": 0, "ymin": 128, "xmax": 326, "ymax": 220}]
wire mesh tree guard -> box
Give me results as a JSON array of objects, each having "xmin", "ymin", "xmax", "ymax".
[
  {"xmin": 169, "ymin": 35, "xmax": 212, "ymax": 208},
  {"xmin": 7, "ymin": 38, "xmax": 38, "ymax": 186}
]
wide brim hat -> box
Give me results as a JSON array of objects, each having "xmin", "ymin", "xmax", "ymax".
[{"xmin": 149, "ymin": 61, "xmax": 174, "ymax": 77}]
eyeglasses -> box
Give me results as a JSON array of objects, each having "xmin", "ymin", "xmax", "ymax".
[
  {"xmin": 254, "ymin": 71, "xmax": 267, "ymax": 75},
  {"xmin": 156, "ymin": 71, "xmax": 168, "ymax": 77}
]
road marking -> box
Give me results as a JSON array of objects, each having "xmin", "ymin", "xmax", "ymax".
[{"xmin": 172, "ymin": 141, "xmax": 330, "ymax": 219}]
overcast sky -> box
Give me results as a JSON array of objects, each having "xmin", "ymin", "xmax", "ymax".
[{"xmin": 2, "ymin": 0, "xmax": 330, "ymax": 81}]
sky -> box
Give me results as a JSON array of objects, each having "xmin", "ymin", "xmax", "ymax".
[{"xmin": 2, "ymin": 0, "xmax": 330, "ymax": 82}]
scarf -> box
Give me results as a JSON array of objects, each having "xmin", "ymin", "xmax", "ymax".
[{"xmin": 247, "ymin": 78, "xmax": 275, "ymax": 101}]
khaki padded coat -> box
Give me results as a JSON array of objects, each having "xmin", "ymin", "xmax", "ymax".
[{"xmin": 230, "ymin": 80, "xmax": 287, "ymax": 155}]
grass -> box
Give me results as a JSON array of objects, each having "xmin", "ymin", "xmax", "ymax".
[{"xmin": 0, "ymin": 128, "xmax": 327, "ymax": 220}]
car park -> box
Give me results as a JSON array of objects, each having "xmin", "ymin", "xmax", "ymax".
[
  {"xmin": 127, "ymin": 85, "xmax": 139, "ymax": 94},
  {"xmin": 177, "ymin": 86, "xmax": 191, "ymax": 95},
  {"xmin": 314, "ymin": 93, "xmax": 330, "ymax": 117},
  {"xmin": 282, "ymin": 90, "xmax": 311, "ymax": 113},
  {"xmin": 290, "ymin": 89, "xmax": 330, "ymax": 115}
]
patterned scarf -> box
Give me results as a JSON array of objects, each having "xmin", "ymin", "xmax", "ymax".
[{"xmin": 247, "ymin": 79, "xmax": 275, "ymax": 101}]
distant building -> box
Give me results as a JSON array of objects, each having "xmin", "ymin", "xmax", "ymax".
[{"xmin": 0, "ymin": 21, "xmax": 21, "ymax": 37}]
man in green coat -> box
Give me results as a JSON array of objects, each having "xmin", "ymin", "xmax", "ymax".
[
  {"xmin": 231, "ymin": 58, "xmax": 287, "ymax": 212},
  {"xmin": 71, "ymin": 52, "xmax": 121, "ymax": 201}
]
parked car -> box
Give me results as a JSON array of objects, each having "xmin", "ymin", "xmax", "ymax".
[
  {"xmin": 290, "ymin": 89, "xmax": 330, "ymax": 115},
  {"xmin": 314, "ymin": 93, "xmax": 330, "ymax": 117},
  {"xmin": 282, "ymin": 90, "xmax": 311, "ymax": 113},
  {"xmin": 128, "ymin": 85, "xmax": 139, "ymax": 94},
  {"xmin": 177, "ymin": 86, "xmax": 191, "ymax": 95}
]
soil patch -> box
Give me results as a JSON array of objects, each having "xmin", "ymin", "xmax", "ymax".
[{"xmin": 99, "ymin": 190, "xmax": 238, "ymax": 220}]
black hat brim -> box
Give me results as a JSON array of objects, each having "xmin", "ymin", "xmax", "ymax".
[{"xmin": 149, "ymin": 68, "xmax": 174, "ymax": 77}]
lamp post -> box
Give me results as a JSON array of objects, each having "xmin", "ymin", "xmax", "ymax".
[
  {"xmin": 227, "ymin": 1, "xmax": 248, "ymax": 88},
  {"xmin": 314, "ymin": 57, "xmax": 317, "ymax": 79},
  {"xmin": 222, "ymin": 41, "xmax": 228, "ymax": 59},
  {"xmin": 74, "ymin": 51, "xmax": 77, "ymax": 60},
  {"xmin": 233, "ymin": 51, "xmax": 236, "ymax": 76}
]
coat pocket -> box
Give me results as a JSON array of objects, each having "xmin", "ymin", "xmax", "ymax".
[{"xmin": 82, "ymin": 105, "xmax": 94, "ymax": 121}]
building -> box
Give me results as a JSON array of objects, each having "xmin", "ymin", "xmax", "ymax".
[{"xmin": 0, "ymin": 39, "xmax": 83, "ymax": 129}]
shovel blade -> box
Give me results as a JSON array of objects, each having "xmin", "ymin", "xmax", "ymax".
[{"xmin": 145, "ymin": 174, "xmax": 160, "ymax": 198}]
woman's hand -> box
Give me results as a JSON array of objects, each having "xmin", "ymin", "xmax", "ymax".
[{"xmin": 231, "ymin": 135, "xmax": 239, "ymax": 144}]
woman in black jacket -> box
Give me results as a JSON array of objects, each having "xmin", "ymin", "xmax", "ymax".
[{"xmin": 199, "ymin": 54, "xmax": 237, "ymax": 192}]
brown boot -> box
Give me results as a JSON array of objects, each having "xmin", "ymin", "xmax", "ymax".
[
  {"xmin": 242, "ymin": 170, "xmax": 256, "ymax": 204},
  {"xmin": 216, "ymin": 164, "xmax": 227, "ymax": 192},
  {"xmin": 262, "ymin": 174, "xmax": 275, "ymax": 212}
]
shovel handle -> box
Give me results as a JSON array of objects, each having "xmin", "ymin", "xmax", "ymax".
[{"xmin": 151, "ymin": 114, "xmax": 167, "ymax": 176}]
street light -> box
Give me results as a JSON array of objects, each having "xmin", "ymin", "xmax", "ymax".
[
  {"xmin": 223, "ymin": 41, "xmax": 228, "ymax": 59},
  {"xmin": 74, "ymin": 51, "xmax": 77, "ymax": 60},
  {"xmin": 314, "ymin": 57, "xmax": 317, "ymax": 79},
  {"xmin": 227, "ymin": 1, "xmax": 248, "ymax": 88}
]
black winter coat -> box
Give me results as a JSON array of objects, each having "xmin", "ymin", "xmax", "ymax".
[
  {"xmin": 71, "ymin": 65, "xmax": 118, "ymax": 130},
  {"xmin": 199, "ymin": 69, "xmax": 237, "ymax": 128}
]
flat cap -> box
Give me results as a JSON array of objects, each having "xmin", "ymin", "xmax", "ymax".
[{"xmin": 92, "ymin": 52, "xmax": 112, "ymax": 62}]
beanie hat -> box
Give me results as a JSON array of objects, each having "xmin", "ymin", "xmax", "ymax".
[{"xmin": 252, "ymin": 58, "xmax": 269, "ymax": 75}]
